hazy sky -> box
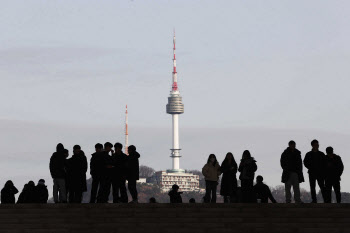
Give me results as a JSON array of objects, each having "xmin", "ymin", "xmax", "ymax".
[{"xmin": 1, "ymin": 1, "xmax": 350, "ymax": 196}]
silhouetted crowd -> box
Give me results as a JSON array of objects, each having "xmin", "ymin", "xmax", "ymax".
[
  {"xmin": 200, "ymin": 140, "xmax": 344, "ymax": 204},
  {"xmin": 49, "ymin": 142, "xmax": 140, "ymax": 204},
  {"xmin": 0, "ymin": 139, "xmax": 344, "ymax": 204}
]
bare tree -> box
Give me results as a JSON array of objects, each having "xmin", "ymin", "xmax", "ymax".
[{"xmin": 139, "ymin": 165, "xmax": 155, "ymax": 178}]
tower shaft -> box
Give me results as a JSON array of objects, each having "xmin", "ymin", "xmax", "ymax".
[{"xmin": 172, "ymin": 114, "xmax": 180, "ymax": 170}]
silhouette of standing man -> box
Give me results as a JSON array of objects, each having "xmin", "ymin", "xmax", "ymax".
[
  {"xmin": 97, "ymin": 142, "xmax": 114, "ymax": 203},
  {"xmin": 280, "ymin": 141, "xmax": 304, "ymax": 203},
  {"xmin": 49, "ymin": 143, "xmax": 67, "ymax": 203},
  {"xmin": 126, "ymin": 145, "xmax": 140, "ymax": 203},
  {"xmin": 66, "ymin": 145, "xmax": 88, "ymax": 203},
  {"xmin": 90, "ymin": 143, "xmax": 104, "ymax": 203},
  {"xmin": 303, "ymin": 139, "xmax": 326, "ymax": 203},
  {"xmin": 324, "ymin": 147, "xmax": 344, "ymax": 203},
  {"xmin": 112, "ymin": 143, "xmax": 128, "ymax": 203}
]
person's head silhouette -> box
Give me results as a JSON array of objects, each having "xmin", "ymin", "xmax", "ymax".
[
  {"xmin": 311, "ymin": 140, "xmax": 319, "ymax": 151},
  {"xmin": 95, "ymin": 143, "xmax": 103, "ymax": 153},
  {"xmin": 288, "ymin": 140, "xmax": 296, "ymax": 150},
  {"xmin": 256, "ymin": 175, "xmax": 264, "ymax": 184},
  {"xmin": 114, "ymin": 143, "xmax": 123, "ymax": 153}
]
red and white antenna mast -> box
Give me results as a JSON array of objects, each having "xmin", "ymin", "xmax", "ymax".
[
  {"xmin": 172, "ymin": 29, "xmax": 178, "ymax": 91},
  {"xmin": 125, "ymin": 105, "xmax": 129, "ymax": 155}
]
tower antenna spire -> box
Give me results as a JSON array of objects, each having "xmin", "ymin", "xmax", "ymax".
[
  {"xmin": 172, "ymin": 29, "xmax": 178, "ymax": 91},
  {"xmin": 125, "ymin": 105, "xmax": 129, "ymax": 155}
]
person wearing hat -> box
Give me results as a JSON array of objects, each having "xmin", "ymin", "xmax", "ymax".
[
  {"xmin": 35, "ymin": 179, "xmax": 49, "ymax": 203},
  {"xmin": 168, "ymin": 184, "xmax": 183, "ymax": 203}
]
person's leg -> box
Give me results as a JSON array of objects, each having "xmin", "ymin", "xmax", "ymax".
[
  {"xmin": 75, "ymin": 191, "xmax": 83, "ymax": 203},
  {"xmin": 241, "ymin": 180, "xmax": 248, "ymax": 203},
  {"xmin": 291, "ymin": 173, "xmax": 301, "ymax": 203},
  {"xmin": 90, "ymin": 177, "xmax": 99, "ymax": 203},
  {"xmin": 333, "ymin": 180, "xmax": 341, "ymax": 203},
  {"xmin": 210, "ymin": 181, "xmax": 217, "ymax": 203},
  {"xmin": 247, "ymin": 179, "xmax": 254, "ymax": 203},
  {"xmin": 128, "ymin": 179, "xmax": 138, "ymax": 201},
  {"xmin": 324, "ymin": 179, "xmax": 332, "ymax": 203},
  {"xmin": 204, "ymin": 180, "xmax": 211, "ymax": 203},
  {"xmin": 56, "ymin": 179, "xmax": 67, "ymax": 203},
  {"xmin": 309, "ymin": 173, "xmax": 317, "ymax": 203},
  {"xmin": 70, "ymin": 190, "xmax": 76, "ymax": 203},
  {"xmin": 224, "ymin": 196, "xmax": 229, "ymax": 203},
  {"xmin": 316, "ymin": 176, "xmax": 326, "ymax": 202},
  {"xmin": 53, "ymin": 179, "xmax": 59, "ymax": 203},
  {"xmin": 98, "ymin": 177, "xmax": 111, "ymax": 203},
  {"xmin": 119, "ymin": 178, "xmax": 128, "ymax": 203},
  {"xmin": 285, "ymin": 177, "xmax": 292, "ymax": 203},
  {"xmin": 112, "ymin": 177, "xmax": 120, "ymax": 203}
]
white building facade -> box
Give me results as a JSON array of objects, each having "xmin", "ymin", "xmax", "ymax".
[{"xmin": 148, "ymin": 171, "xmax": 199, "ymax": 192}]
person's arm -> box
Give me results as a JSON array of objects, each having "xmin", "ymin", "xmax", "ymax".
[
  {"xmin": 90, "ymin": 157, "xmax": 94, "ymax": 176},
  {"xmin": 135, "ymin": 152, "xmax": 140, "ymax": 159},
  {"xmin": 280, "ymin": 152, "xmax": 287, "ymax": 170},
  {"xmin": 217, "ymin": 164, "xmax": 222, "ymax": 176},
  {"xmin": 238, "ymin": 162, "xmax": 243, "ymax": 172},
  {"xmin": 202, "ymin": 164, "xmax": 208, "ymax": 177},
  {"xmin": 83, "ymin": 156, "xmax": 88, "ymax": 173},
  {"xmin": 220, "ymin": 163, "xmax": 229, "ymax": 173},
  {"xmin": 252, "ymin": 161, "xmax": 258, "ymax": 173},
  {"xmin": 303, "ymin": 152, "xmax": 311, "ymax": 170},
  {"xmin": 338, "ymin": 156, "xmax": 344, "ymax": 177},
  {"xmin": 13, "ymin": 187, "xmax": 19, "ymax": 194},
  {"xmin": 297, "ymin": 153, "xmax": 303, "ymax": 173},
  {"xmin": 45, "ymin": 189, "xmax": 49, "ymax": 202}
]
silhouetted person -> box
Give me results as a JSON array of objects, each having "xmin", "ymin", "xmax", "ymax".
[
  {"xmin": 49, "ymin": 143, "xmax": 67, "ymax": 203},
  {"xmin": 97, "ymin": 142, "xmax": 114, "ymax": 203},
  {"xmin": 1, "ymin": 180, "xmax": 18, "ymax": 204},
  {"xmin": 126, "ymin": 145, "xmax": 140, "ymax": 203},
  {"xmin": 17, "ymin": 181, "xmax": 36, "ymax": 203},
  {"xmin": 35, "ymin": 179, "xmax": 49, "ymax": 203},
  {"xmin": 168, "ymin": 184, "xmax": 183, "ymax": 203},
  {"xmin": 220, "ymin": 152, "xmax": 238, "ymax": 203},
  {"xmin": 66, "ymin": 145, "xmax": 88, "ymax": 203},
  {"xmin": 149, "ymin": 197, "xmax": 156, "ymax": 203},
  {"xmin": 189, "ymin": 198, "xmax": 196, "ymax": 203},
  {"xmin": 111, "ymin": 143, "xmax": 128, "ymax": 203},
  {"xmin": 253, "ymin": 176, "xmax": 277, "ymax": 203},
  {"xmin": 324, "ymin": 147, "xmax": 344, "ymax": 203},
  {"xmin": 238, "ymin": 150, "xmax": 257, "ymax": 203},
  {"xmin": 202, "ymin": 154, "xmax": 221, "ymax": 203},
  {"xmin": 281, "ymin": 140, "xmax": 304, "ymax": 203},
  {"xmin": 90, "ymin": 143, "xmax": 104, "ymax": 203},
  {"xmin": 303, "ymin": 139, "xmax": 326, "ymax": 203}
]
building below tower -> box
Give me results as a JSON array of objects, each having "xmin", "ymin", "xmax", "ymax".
[{"xmin": 147, "ymin": 171, "xmax": 200, "ymax": 192}]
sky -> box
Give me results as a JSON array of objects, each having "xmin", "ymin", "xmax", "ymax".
[{"xmin": 1, "ymin": 0, "xmax": 350, "ymax": 197}]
